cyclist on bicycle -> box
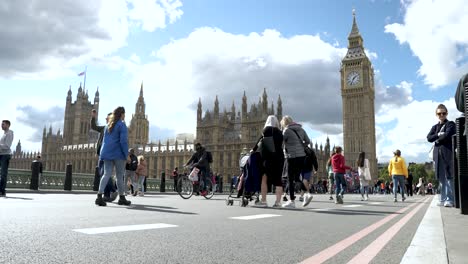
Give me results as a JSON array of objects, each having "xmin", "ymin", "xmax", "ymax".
[{"xmin": 184, "ymin": 143, "xmax": 211, "ymax": 196}]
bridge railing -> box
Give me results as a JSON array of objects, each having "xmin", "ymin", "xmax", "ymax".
[{"xmin": 6, "ymin": 169, "xmax": 230, "ymax": 193}]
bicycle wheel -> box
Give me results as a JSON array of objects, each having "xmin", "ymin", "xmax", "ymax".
[
  {"xmin": 177, "ymin": 176, "xmax": 193, "ymax": 199},
  {"xmin": 203, "ymin": 179, "xmax": 215, "ymax": 200}
]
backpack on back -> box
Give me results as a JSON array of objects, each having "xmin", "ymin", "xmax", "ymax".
[{"xmin": 206, "ymin": 151, "xmax": 213, "ymax": 163}]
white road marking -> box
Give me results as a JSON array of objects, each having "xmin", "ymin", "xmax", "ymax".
[
  {"xmin": 369, "ymin": 202, "xmax": 383, "ymax": 205},
  {"xmin": 73, "ymin": 223, "xmax": 178, "ymax": 235},
  {"xmin": 342, "ymin": 204, "xmax": 363, "ymax": 208},
  {"xmin": 230, "ymin": 214, "xmax": 281, "ymax": 220},
  {"xmin": 312, "ymin": 208, "xmax": 331, "ymax": 211},
  {"xmin": 401, "ymin": 196, "xmax": 447, "ymax": 264}
]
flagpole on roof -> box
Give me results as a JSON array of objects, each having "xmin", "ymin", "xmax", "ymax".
[{"xmin": 83, "ymin": 66, "xmax": 87, "ymax": 90}]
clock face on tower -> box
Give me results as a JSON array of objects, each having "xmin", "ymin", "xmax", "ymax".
[{"xmin": 347, "ymin": 71, "xmax": 360, "ymax": 86}]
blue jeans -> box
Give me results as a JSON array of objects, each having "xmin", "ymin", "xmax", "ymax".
[
  {"xmin": 138, "ymin": 176, "xmax": 145, "ymax": 192},
  {"xmin": 0, "ymin": 154, "xmax": 11, "ymax": 194},
  {"xmin": 439, "ymin": 170, "xmax": 454, "ymax": 203},
  {"xmin": 334, "ymin": 173, "xmax": 346, "ymax": 198},
  {"xmin": 392, "ymin": 175, "xmax": 406, "ymax": 199},
  {"xmin": 99, "ymin": 160, "xmax": 126, "ymax": 196},
  {"xmin": 99, "ymin": 159, "xmax": 115, "ymax": 197}
]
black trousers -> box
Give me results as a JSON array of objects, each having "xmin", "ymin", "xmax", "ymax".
[
  {"xmin": 284, "ymin": 156, "xmax": 306, "ymax": 201},
  {"xmin": 406, "ymin": 180, "xmax": 413, "ymax": 196}
]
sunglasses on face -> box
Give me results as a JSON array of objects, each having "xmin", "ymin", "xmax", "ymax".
[{"xmin": 436, "ymin": 112, "xmax": 447, "ymax": 116}]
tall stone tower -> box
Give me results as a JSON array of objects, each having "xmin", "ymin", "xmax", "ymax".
[
  {"xmin": 128, "ymin": 83, "xmax": 149, "ymax": 147},
  {"xmin": 63, "ymin": 85, "xmax": 100, "ymax": 145},
  {"xmin": 340, "ymin": 11, "xmax": 377, "ymax": 178}
]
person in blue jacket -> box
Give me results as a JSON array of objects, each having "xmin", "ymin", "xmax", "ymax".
[
  {"xmin": 95, "ymin": 106, "xmax": 131, "ymax": 206},
  {"xmin": 427, "ymin": 104, "xmax": 456, "ymax": 207}
]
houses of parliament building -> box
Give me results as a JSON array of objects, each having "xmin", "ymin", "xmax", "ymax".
[
  {"xmin": 10, "ymin": 85, "xmax": 334, "ymax": 181},
  {"xmin": 10, "ymin": 12, "xmax": 377, "ymax": 181}
]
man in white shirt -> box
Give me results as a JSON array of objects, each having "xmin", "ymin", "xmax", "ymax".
[{"xmin": 0, "ymin": 120, "xmax": 14, "ymax": 197}]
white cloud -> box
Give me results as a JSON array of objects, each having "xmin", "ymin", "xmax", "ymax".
[
  {"xmin": 376, "ymin": 97, "xmax": 459, "ymax": 163},
  {"xmin": 385, "ymin": 0, "xmax": 468, "ymax": 88},
  {"xmin": 0, "ymin": 0, "xmax": 183, "ymax": 79},
  {"xmin": 126, "ymin": 27, "xmax": 350, "ymax": 137}
]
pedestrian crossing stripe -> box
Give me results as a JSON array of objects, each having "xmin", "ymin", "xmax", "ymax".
[
  {"xmin": 342, "ymin": 204, "xmax": 363, "ymax": 208},
  {"xmin": 229, "ymin": 214, "xmax": 281, "ymax": 220},
  {"xmin": 73, "ymin": 223, "xmax": 178, "ymax": 235}
]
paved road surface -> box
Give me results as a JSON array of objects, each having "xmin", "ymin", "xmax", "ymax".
[{"xmin": 0, "ymin": 193, "xmax": 430, "ymax": 264}]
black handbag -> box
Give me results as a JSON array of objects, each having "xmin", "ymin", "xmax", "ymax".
[{"xmin": 261, "ymin": 127, "xmax": 276, "ymax": 153}]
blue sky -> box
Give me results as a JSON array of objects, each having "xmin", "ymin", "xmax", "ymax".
[{"xmin": 0, "ymin": 0, "xmax": 466, "ymax": 163}]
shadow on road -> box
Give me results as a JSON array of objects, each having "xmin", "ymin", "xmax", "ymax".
[
  {"xmin": 109, "ymin": 204, "xmax": 198, "ymax": 215},
  {"xmin": 4, "ymin": 196, "xmax": 34, "ymax": 200}
]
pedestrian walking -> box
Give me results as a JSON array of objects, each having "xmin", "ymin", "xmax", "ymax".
[
  {"xmin": 327, "ymin": 153, "xmax": 335, "ymax": 201},
  {"xmin": 172, "ymin": 167, "xmax": 179, "ymax": 192},
  {"xmin": 388, "ymin": 149, "xmax": 408, "ymax": 202},
  {"xmin": 135, "ymin": 155, "xmax": 147, "ymax": 196},
  {"xmin": 281, "ymin": 115, "xmax": 312, "ymax": 208},
  {"xmin": 427, "ymin": 104, "xmax": 455, "ymax": 207},
  {"xmin": 253, "ymin": 115, "xmax": 284, "ymax": 208},
  {"xmin": 94, "ymin": 106, "xmax": 131, "ymax": 206},
  {"xmin": 406, "ymin": 170, "xmax": 414, "ymax": 197},
  {"xmin": 357, "ymin": 152, "xmax": 371, "ymax": 201},
  {"xmin": 126, "ymin": 148, "xmax": 138, "ymax": 195},
  {"xmin": 0, "ymin": 120, "xmax": 14, "ymax": 197},
  {"xmin": 331, "ymin": 146, "xmax": 351, "ymax": 204},
  {"xmin": 91, "ymin": 110, "xmax": 117, "ymax": 202}
]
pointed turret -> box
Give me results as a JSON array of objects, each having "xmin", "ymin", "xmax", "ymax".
[
  {"xmin": 15, "ymin": 140, "xmax": 22, "ymax": 154},
  {"xmin": 344, "ymin": 9, "xmax": 366, "ymax": 60},
  {"xmin": 77, "ymin": 83, "xmax": 83, "ymax": 99},
  {"xmin": 277, "ymin": 94, "xmax": 283, "ymax": 120},
  {"xmin": 242, "ymin": 91, "xmax": 247, "ymax": 119},
  {"xmin": 349, "ymin": 9, "xmax": 360, "ymax": 38},
  {"xmin": 231, "ymin": 101, "xmax": 236, "ymax": 120},
  {"xmin": 262, "ymin": 88, "xmax": 268, "ymax": 114},
  {"xmin": 94, "ymin": 87, "xmax": 100, "ymax": 106},
  {"xmin": 67, "ymin": 86, "xmax": 72, "ymax": 102},
  {"xmin": 197, "ymin": 98, "xmax": 202, "ymax": 121},
  {"xmin": 140, "ymin": 81, "xmax": 144, "ymax": 97},
  {"xmin": 214, "ymin": 95, "xmax": 219, "ymax": 116}
]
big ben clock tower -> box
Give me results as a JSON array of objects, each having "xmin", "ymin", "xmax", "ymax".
[{"xmin": 340, "ymin": 10, "xmax": 377, "ymax": 178}]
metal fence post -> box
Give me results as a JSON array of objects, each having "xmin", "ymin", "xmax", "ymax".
[
  {"xmin": 64, "ymin": 163, "xmax": 73, "ymax": 191},
  {"xmin": 160, "ymin": 172, "xmax": 166, "ymax": 192},
  {"xmin": 30, "ymin": 161, "xmax": 40, "ymax": 190}
]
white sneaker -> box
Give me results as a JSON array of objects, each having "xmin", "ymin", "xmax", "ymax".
[
  {"xmin": 272, "ymin": 202, "xmax": 281, "ymax": 208},
  {"xmin": 303, "ymin": 193, "xmax": 313, "ymax": 207},
  {"xmin": 364, "ymin": 197, "xmax": 368, "ymax": 201},
  {"xmin": 337, "ymin": 194, "xmax": 344, "ymax": 204},
  {"xmin": 282, "ymin": 200, "xmax": 295, "ymax": 208},
  {"xmin": 444, "ymin": 201, "xmax": 453, "ymax": 208},
  {"xmin": 255, "ymin": 200, "xmax": 268, "ymax": 207}
]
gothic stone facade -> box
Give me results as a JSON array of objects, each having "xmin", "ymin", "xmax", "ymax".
[
  {"xmin": 340, "ymin": 13, "xmax": 378, "ymax": 178},
  {"xmin": 11, "ymin": 87, "xmax": 335, "ymax": 181}
]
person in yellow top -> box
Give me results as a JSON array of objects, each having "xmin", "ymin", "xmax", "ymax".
[{"xmin": 388, "ymin": 149, "xmax": 408, "ymax": 202}]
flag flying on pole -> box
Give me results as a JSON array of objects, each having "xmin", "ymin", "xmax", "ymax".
[{"xmin": 78, "ymin": 71, "xmax": 85, "ymax": 76}]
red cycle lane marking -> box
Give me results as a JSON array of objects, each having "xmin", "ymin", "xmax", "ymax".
[
  {"xmin": 300, "ymin": 199, "xmax": 423, "ymax": 264},
  {"xmin": 347, "ymin": 197, "xmax": 430, "ymax": 264}
]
